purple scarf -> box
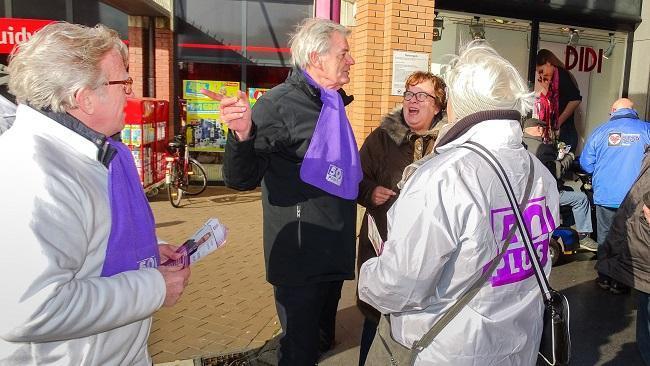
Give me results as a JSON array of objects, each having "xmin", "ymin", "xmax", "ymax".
[
  {"xmin": 300, "ymin": 71, "xmax": 361, "ymax": 200},
  {"xmin": 101, "ymin": 139, "xmax": 159, "ymax": 277}
]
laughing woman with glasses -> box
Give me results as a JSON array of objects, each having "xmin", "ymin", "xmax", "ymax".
[{"xmin": 356, "ymin": 71, "xmax": 446, "ymax": 366}]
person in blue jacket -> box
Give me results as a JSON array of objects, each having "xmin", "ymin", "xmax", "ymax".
[{"xmin": 581, "ymin": 98, "xmax": 650, "ymax": 292}]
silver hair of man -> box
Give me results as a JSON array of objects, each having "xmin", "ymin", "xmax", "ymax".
[
  {"xmin": 8, "ymin": 22, "xmax": 128, "ymax": 113},
  {"xmin": 289, "ymin": 18, "xmax": 350, "ymax": 69},
  {"xmin": 445, "ymin": 40, "xmax": 534, "ymax": 121}
]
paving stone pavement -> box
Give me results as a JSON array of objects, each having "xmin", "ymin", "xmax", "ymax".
[{"xmin": 148, "ymin": 186, "xmax": 364, "ymax": 365}]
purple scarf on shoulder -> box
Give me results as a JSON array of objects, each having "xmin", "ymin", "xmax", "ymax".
[
  {"xmin": 299, "ymin": 71, "xmax": 361, "ymax": 200},
  {"xmin": 101, "ymin": 138, "xmax": 159, "ymax": 277}
]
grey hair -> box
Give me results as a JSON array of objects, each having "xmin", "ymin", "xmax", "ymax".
[
  {"xmin": 444, "ymin": 40, "xmax": 533, "ymax": 121},
  {"xmin": 289, "ymin": 18, "xmax": 350, "ymax": 69},
  {"xmin": 8, "ymin": 22, "xmax": 127, "ymax": 112}
]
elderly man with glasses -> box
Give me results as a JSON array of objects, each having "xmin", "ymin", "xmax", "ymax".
[{"xmin": 0, "ymin": 22, "xmax": 190, "ymax": 365}]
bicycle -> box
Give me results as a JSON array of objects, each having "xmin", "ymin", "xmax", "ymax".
[{"xmin": 164, "ymin": 134, "xmax": 208, "ymax": 207}]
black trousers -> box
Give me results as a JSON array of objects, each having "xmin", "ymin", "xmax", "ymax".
[{"xmin": 274, "ymin": 280, "xmax": 344, "ymax": 366}]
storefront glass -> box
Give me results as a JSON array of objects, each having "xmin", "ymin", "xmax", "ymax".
[
  {"xmin": 431, "ymin": 11, "xmax": 628, "ymax": 152},
  {"xmin": 431, "ymin": 12, "xmax": 530, "ymax": 85},
  {"xmin": 12, "ymin": 0, "xmax": 67, "ymax": 21},
  {"xmin": 538, "ymin": 24, "xmax": 627, "ymax": 149},
  {"xmin": 175, "ymin": 0, "xmax": 312, "ymax": 180},
  {"xmin": 246, "ymin": 0, "xmax": 312, "ymax": 65}
]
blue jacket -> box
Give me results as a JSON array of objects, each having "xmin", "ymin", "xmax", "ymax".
[{"xmin": 580, "ymin": 108, "xmax": 650, "ymax": 207}]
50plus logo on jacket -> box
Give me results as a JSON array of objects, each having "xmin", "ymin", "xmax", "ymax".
[
  {"xmin": 608, "ymin": 132, "xmax": 640, "ymax": 147},
  {"xmin": 486, "ymin": 196, "xmax": 557, "ymax": 287},
  {"xmin": 326, "ymin": 164, "xmax": 343, "ymax": 186}
]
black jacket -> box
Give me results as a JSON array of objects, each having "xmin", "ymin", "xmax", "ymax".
[
  {"xmin": 522, "ymin": 133, "xmax": 573, "ymax": 188},
  {"xmin": 598, "ymin": 147, "xmax": 650, "ymax": 293},
  {"xmin": 223, "ymin": 69, "xmax": 357, "ymax": 286}
]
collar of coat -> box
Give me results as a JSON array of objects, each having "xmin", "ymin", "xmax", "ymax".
[
  {"xmin": 286, "ymin": 67, "xmax": 354, "ymax": 106},
  {"xmin": 379, "ymin": 106, "xmax": 447, "ymax": 145},
  {"xmin": 434, "ymin": 109, "xmax": 521, "ymax": 153},
  {"xmin": 35, "ymin": 106, "xmax": 116, "ymax": 167}
]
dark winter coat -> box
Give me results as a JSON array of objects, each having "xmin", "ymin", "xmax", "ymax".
[
  {"xmin": 223, "ymin": 68, "xmax": 357, "ymax": 286},
  {"xmin": 597, "ymin": 146, "xmax": 650, "ymax": 293},
  {"xmin": 356, "ymin": 107, "xmax": 443, "ymax": 321},
  {"xmin": 522, "ymin": 133, "xmax": 573, "ymax": 189}
]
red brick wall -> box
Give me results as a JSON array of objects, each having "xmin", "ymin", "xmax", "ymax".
[
  {"xmin": 154, "ymin": 17, "xmax": 174, "ymax": 133},
  {"xmin": 127, "ymin": 16, "xmax": 145, "ymax": 98},
  {"xmin": 347, "ymin": 0, "xmax": 435, "ymax": 144}
]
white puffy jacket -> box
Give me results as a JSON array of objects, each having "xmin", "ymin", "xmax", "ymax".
[{"xmin": 359, "ymin": 116, "xmax": 559, "ymax": 365}]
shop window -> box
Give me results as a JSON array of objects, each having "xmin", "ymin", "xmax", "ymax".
[
  {"xmin": 12, "ymin": 0, "xmax": 67, "ymax": 20},
  {"xmin": 340, "ymin": 0, "xmax": 356, "ymax": 27},
  {"xmin": 246, "ymin": 0, "xmax": 312, "ymax": 65},
  {"xmin": 246, "ymin": 65, "xmax": 291, "ymax": 89},
  {"xmin": 176, "ymin": 0, "xmax": 243, "ymax": 63},
  {"xmin": 539, "ymin": 24, "xmax": 626, "ymax": 150},
  {"xmin": 73, "ymin": 0, "xmax": 128, "ymax": 39}
]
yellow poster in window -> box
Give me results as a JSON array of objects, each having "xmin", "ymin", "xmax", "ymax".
[{"xmin": 183, "ymin": 80, "xmax": 240, "ymax": 100}]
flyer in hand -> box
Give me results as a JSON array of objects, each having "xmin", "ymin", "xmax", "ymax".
[
  {"xmin": 367, "ymin": 214, "xmax": 384, "ymax": 256},
  {"xmin": 162, "ymin": 218, "xmax": 227, "ymax": 268}
]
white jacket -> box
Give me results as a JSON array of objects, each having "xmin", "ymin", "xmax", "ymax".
[
  {"xmin": 0, "ymin": 93, "xmax": 15, "ymax": 135},
  {"xmin": 359, "ymin": 118, "xmax": 559, "ymax": 365},
  {"xmin": 0, "ymin": 105, "xmax": 166, "ymax": 365}
]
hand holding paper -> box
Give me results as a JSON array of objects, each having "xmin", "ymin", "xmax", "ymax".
[{"xmin": 162, "ymin": 218, "xmax": 228, "ymax": 268}]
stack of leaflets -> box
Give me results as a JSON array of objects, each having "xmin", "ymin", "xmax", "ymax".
[{"xmin": 162, "ymin": 218, "xmax": 227, "ymax": 268}]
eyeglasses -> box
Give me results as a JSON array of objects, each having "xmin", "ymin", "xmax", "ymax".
[
  {"xmin": 104, "ymin": 77, "xmax": 133, "ymax": 95},
  {"xmin": 403, "ymin": 91, "xmax": 435, "ymax": 102}
]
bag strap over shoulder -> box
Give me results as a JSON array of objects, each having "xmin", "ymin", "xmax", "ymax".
[
  {"xmin": 404, "ymin": 141, "xmax": 537, "ymax": 361},
  {"xmin": 461, "ymin": 141, "xmax": 553, "ymax": 301}
]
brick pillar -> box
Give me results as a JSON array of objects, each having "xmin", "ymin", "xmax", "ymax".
[
  {"xmin": 127, "ymin": 16, "xmax": 145, "ymax": 98},
  {"xmin": 154, "ymin": 17, "xmax": 174, "ymax": 132},
  {"xmin": 347, "ymin": 0, "xmax": 435, "ymax": 146}
]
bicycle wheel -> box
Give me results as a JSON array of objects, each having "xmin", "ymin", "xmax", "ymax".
[
  {"xmin": 167, "ymin": 161, "xmax": 184, "ymax": 208},
  {"xmin": 184, "ymin": 158, "xmax": 208, "ymax": 196}
]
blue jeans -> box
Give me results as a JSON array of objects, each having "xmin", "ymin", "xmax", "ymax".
[
  {"xmin": 559, "ymin": 190, "xmax": 592, "ymax": 234},
  {"xmin": 596, "ymin": 205, "xmax": 618, "ymax": 261},
  {"xmin": 638, "ymin": 291, "xmax": 650, "ymax": 365}
]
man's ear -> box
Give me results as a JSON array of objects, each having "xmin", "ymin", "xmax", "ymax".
[
  {"xmin": 308, "ymin": 51, "xmax": 321, "ymax": 69},
  {"xmin": 74, "ymin": 87, "xmax": 95, "ymax": 115}
]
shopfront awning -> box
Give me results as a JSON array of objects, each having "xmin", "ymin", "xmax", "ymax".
[
  {"xmin": 436, "ymin": 0, "xmax": 642, "ymax": 31},
  {"xmin": 101, "ymin": 0, "xmax": 171, "ymax": 17}
]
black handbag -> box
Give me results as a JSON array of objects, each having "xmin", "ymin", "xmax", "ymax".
[{"xmin": 462, "ymin": 141, "xmax": 571, "ymax": 366}]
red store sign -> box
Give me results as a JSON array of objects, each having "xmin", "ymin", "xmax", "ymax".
[{"xmin": 0, "ymin": 18, "xmax": 54, "ymax": 54}]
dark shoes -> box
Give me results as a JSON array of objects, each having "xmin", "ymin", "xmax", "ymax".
[
  {"xmin": 578, "ymin": 234, "xmax": 598, "ymax": 252},
  {"xmin": 596, "ymin": 276, "xmax": 630, "ymax": 295}
]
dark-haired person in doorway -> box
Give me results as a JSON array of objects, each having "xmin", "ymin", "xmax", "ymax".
[{"xmin": 536, "ymin": 48, "xmax": 582, "ymax": 152}]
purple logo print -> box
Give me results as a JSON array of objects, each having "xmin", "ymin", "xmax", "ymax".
[{"xmin": 486, "ymin": 196, "xmax": 556, "ymax": 287}]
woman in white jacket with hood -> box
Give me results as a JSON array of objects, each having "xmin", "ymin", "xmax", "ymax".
[{"xmin": 358, "ymin": 41, "xmax": 560, "ymax": 365}]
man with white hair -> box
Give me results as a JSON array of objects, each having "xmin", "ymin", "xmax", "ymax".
[
  {"xmin": 358, "ymin": 41, "xmax": 559, "ymax": 364},
  {"xmin": 0, "ymin": 22, "xmax": 190, "ymax": 365},
  {"xmin": 202, "ymin": 18, "xmax": 358, "ymax": 365}
]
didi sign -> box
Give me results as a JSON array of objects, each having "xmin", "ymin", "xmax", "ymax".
[{"xmin": 565, "ymin": 45, "xmax": 604, "ymax": 74}]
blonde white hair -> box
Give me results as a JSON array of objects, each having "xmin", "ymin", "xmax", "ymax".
[
  {"xmin": 445, "ymin": 40, "xmax": 533, "ymax": 121},
  {"xmin": 8, "ymin": 22, "xmax": 127, "ymax": 113},
  {"xmin": 289, "ymin": 18, "xmax": 350, "ymax": 69}
]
